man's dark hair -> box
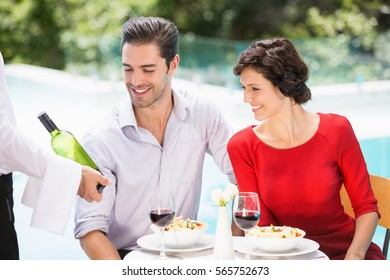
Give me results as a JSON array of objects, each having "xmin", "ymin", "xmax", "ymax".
[{"xmin": 121, "ymin": 16, "xmax": 179, "ymax": 68}]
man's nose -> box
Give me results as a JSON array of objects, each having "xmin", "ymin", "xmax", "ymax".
[{"xmin": 131, "ymin": 71, "xmax": 143, "ymax": 85}]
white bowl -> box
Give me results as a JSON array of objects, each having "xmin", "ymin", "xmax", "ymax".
[
  {"xmin": 248, "ymin": 225, "xmax": 306, "ymax": 252},
  {"xmin": 151, "ymin": 221, "xmax": 209, "ymax": 249}
]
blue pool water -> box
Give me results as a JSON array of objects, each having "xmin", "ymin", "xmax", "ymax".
[
  {"xmin": 359, "ymin": 137, "xmax": 390, "ymax": 254},
  {"xmin": 5, "ymin": 66, "xmax": 390, "ymax": 259},
  {"xmin": 361, "ymin": 137, "xmax": 390, "ymax": 177}
]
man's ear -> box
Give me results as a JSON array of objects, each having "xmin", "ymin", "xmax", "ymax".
[{"xmin": 168, "ymin": 54, "xmax": 180, "ymax": 76}]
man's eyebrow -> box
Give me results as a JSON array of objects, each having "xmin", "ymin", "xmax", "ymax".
[
  {"xmin": 121, "ymin": 63, "xmax": 157, "ymax": 68},
  {"xmin": 140, "ymin": 64, "xmax": 158, "ymax": 68}
]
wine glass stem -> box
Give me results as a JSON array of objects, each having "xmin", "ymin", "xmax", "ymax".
[
  {"xmin": 160, "ymin": 228, "xmax": 166, "ymax": 258},
  {"xmin": 244, "ymin": 230, "xmax": 250, "ymax": 260}
]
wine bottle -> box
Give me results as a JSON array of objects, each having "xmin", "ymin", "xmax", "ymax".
[{"xmin": 38, "ymin": 111, "xmax": 105, "ymax": 192}]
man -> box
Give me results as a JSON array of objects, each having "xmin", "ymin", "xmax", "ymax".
[
  {"xmin": 0, "ymin": 52, "xmax": 111, "ymax": 259},
  {"xmin": 74, "ymin": 16, "xmax": 236, "ymax": 259}
]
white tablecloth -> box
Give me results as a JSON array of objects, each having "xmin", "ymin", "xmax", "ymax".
[{"xmin": 124, "ymin": 236, "xmax": 329, "ymax": 260}]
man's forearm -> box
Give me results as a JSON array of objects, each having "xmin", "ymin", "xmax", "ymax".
[{"xmin": 80, "ymin": 230, "xmax": 121, "ymax": 260}]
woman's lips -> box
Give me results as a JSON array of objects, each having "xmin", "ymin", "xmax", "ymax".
[{"xmin": 251, "ymin": 105, "xmax": 262, "ymax": 112}]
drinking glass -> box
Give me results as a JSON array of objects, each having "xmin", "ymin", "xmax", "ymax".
[
  {"xmin": 149, "ymin": 189, "xmax": 175, "ymax": 259},
  {"xmin": 232, "ymin": 192, "xmax": 260, "ymax": 259}
]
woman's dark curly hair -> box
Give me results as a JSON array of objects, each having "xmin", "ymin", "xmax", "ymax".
[{"xmin": 233, "ymin": 37, "xmax": 311, "ymax": 104}]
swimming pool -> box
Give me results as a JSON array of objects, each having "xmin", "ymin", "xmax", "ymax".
[{"xmin": 6, "ymin": 64, "xmax": 390, "ymax": 259}]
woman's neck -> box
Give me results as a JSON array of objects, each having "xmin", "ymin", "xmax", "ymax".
[{"xmin": 255, "ymin": 105, "xmax": 319, "ymax": 149}]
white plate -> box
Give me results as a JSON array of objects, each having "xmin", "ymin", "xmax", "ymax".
[
  {"xmin": 137, "ymin": 233, "xmax": 214, "ymax": 253},
  {"xmin": 234, "ymin": 237, "xmax": 320, "ymax": 257}
]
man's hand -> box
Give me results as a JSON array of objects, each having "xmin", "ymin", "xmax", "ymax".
[{"xmin": 78, "ymin": 166, "xmax": 111, "ymax": 202}]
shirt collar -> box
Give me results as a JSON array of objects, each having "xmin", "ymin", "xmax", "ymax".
[
  {"xmin": 117, "ymin": 97, "xmax": 137, "ymax": 129},
  {"xmin": 117, "ymin": 89, "xmax": 190, "ymax": 130},
  {"xmin": 172, "ymin": 89, "xmax": 190, "ymax": 121}
]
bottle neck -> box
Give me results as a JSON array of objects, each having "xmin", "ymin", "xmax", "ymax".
[{"xmin": 38, "ymin": 111, "xmax": 60, "ymax": 135}]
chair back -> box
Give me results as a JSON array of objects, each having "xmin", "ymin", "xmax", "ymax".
[{"xmin": 340, "ymin": 174, "xmax": 390, "ymax": 258}]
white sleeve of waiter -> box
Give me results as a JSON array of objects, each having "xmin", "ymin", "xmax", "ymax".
[{"xmin": 0, "ymin": 51, "xmax": 81, "ymax": 235}]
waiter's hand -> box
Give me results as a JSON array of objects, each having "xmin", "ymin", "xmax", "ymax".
[{"xmin": 78, "ymin": 166, "xmax": 111, "ymax": 202}]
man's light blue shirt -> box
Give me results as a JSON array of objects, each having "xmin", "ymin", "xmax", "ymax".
[{"xmin": 74, "ymin": 90, "xmax": 236, "ymax": 250}]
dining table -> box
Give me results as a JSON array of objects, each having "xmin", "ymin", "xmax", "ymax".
[{"xmin": 124, "ymin": 234, "xmax": 329, "ymax": 260}]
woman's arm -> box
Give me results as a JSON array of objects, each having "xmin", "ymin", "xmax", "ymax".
[{"xmin": 345, "ymin": 212, "xmax": 378, "ymax": 260}]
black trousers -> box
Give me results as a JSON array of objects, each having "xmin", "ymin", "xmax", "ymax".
[
  {"xmin": 0, "ymin": 173, "xmax": 19, "ymax": 260},
  {"xmin": 118, "ymin": 249, "xmax": 131, "ymax": 260}
]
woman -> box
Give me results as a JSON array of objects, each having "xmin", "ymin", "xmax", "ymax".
[{"xmin": 227, "ymin": 37, "xmax": 385, "ymax": 260}]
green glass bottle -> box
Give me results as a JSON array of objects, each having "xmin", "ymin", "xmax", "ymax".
[{"xmin": 38, "ymin": 111, "xmax": 105, "ymax": 192}]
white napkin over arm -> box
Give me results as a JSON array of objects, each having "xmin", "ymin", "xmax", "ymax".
[{"xmin": 22, "ymin": 155, "xmax": 81, "ymax": 235}]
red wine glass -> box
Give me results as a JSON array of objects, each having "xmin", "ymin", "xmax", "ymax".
[
  {"xmin": 232, "ymin": 192, "xmax": 260, "ymax": 259},
  {"xmin": 149, "ymin": 189, "xmax": 175, "ymax": 259}
]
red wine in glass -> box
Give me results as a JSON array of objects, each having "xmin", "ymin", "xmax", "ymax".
[
  {"xmin": 149, "ymin": 190, "xmax": 176, "ymax": 259},
  {"xmin": 234, "ymin": 211, "xmax": 260, "ymax": 230},
  {"xmin": 232, "ymin": 192, "xmax": 260, "ymax": 259},
  {"xmin": 149, "ymin": 209, "xmax": 175, "ymax": 227}
]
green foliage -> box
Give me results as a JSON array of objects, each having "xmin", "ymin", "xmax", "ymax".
[
  {"xmin": 0, "ymin": 0, "xmax": 388, "ymax": 77},
  {"xmin": 306, "ymin": 5, "xmax": 379, "ymax": 50},
  {"xmin": 0, "ymin": 0, "xmax": 64, "ymax": 68},
  {"xmin": 293, "ymin": 37, "xmax": 387, "ymax": 85},
  {"xmin": 0, "ymin": 0, "xmax": 154, "ymax": 68}
]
